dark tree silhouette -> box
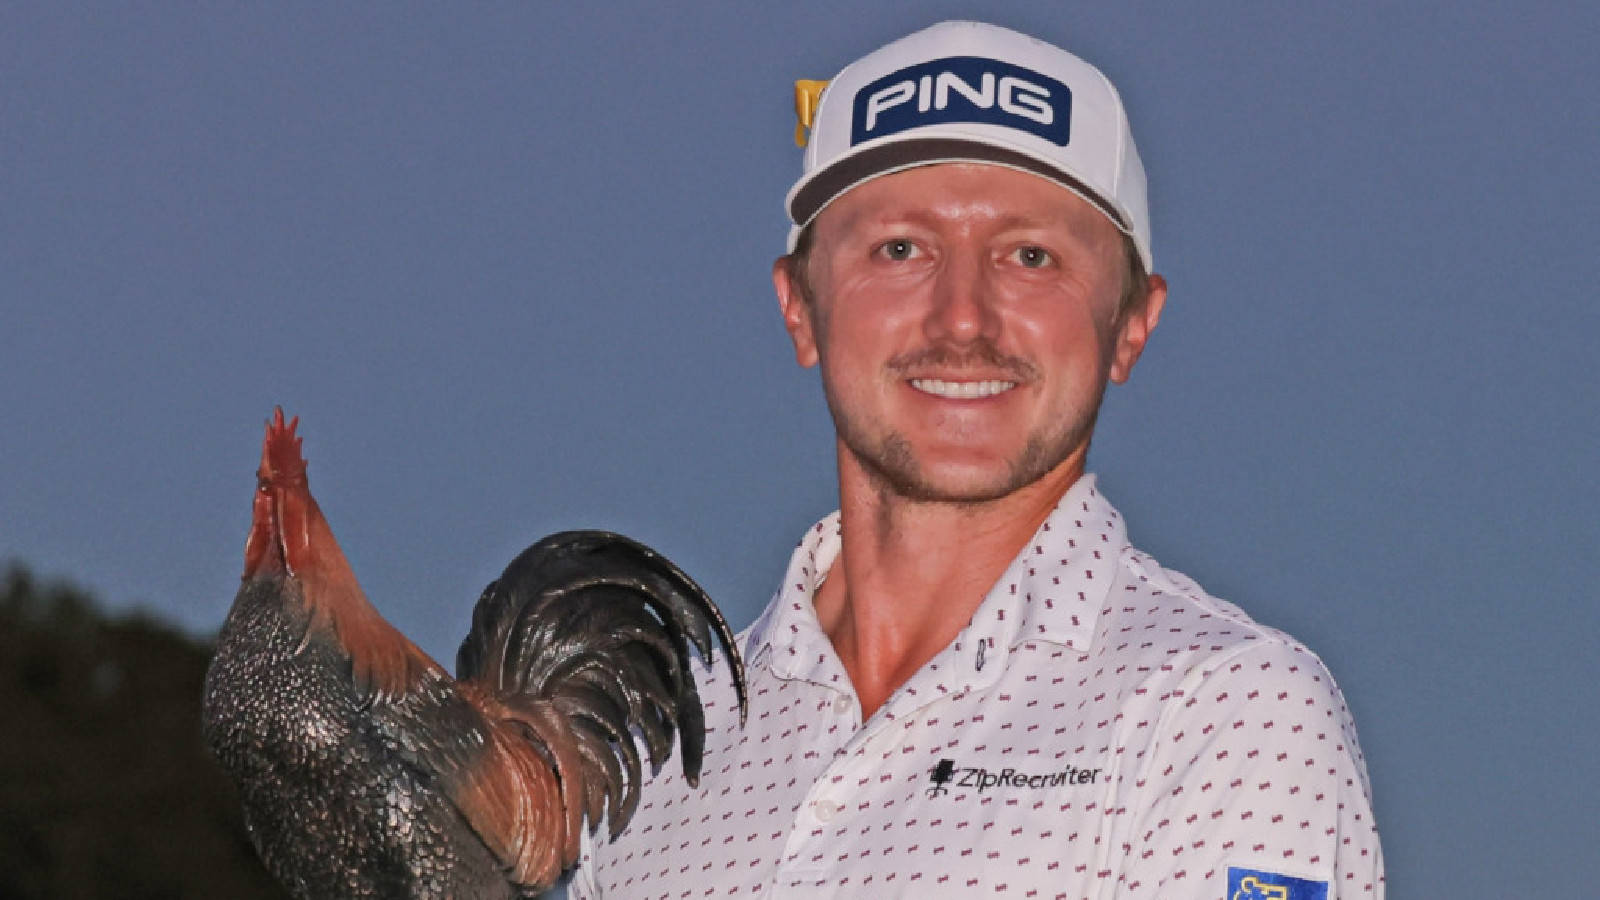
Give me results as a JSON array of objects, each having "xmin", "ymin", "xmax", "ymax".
[{"xmin": 0, "ymin": 564, "xmax": 287, "ymax": 900}]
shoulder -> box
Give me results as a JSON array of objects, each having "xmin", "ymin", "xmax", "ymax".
[
  {"xmin": 1107, "ymin": 545, "xmax": 1370, "ymax": 773},
  {"xmin": 1100, "ymin": 546, "xmax": 1362, "ymax": 737},
  {"xmin": 1113, "ymin": 546, "xmax": 1335, "ymax": 669}
]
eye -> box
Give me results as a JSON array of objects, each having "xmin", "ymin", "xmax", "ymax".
[
  {"xmin": 877, "ymin": 239, "xmax": 919, "ymax": 261},
  {"xmin": 1012, "ymin": 245, "xmax": 1053, "ymax": 269}
]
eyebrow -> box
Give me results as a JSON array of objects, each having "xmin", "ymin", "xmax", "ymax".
[
  {"xmin": 836, "ymin": 206, "xmax": 1084, "ymax": 244},
  {"xmin": 985, "ymin": 211, "xmax": 1066, "ymax": 232}
]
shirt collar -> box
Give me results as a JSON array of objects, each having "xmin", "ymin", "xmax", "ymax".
[
  {"xmin": 744, "ymin": 512, "xmax": 845, "ymax": 684},
  {"xmin": 976, "ymin": 473, "xmax": 1128, "ymax": 657},
  {"xmin": 745, "ymin": 474, "xmax": 1129, "ymax": 686}
]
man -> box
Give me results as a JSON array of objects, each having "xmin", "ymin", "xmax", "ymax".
[{"xmin": 572, "ymin": 20, "xmax": 1382, "ymax": 899}]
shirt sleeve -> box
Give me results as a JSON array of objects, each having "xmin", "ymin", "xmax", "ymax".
[{"xmin": 1113, "ymin": 639, "xmax": 1384, "ymax": 899}]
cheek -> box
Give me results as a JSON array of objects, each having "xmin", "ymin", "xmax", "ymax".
[
  {"xmin": 815, "ymin": 287, "xmax": 921, "ymax": 365},
  {"xmin": 816, "ymin": 331, "xmax": 884, "ymax": 399},
  {"xmin": 1015, "ymin": 300, "xmax": 1107, "ymax": 366}
]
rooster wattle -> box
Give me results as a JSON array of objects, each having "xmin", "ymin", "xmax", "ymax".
[{"xmin": 201, "ymin": 409, "xmax": 746, "ymax": 899}]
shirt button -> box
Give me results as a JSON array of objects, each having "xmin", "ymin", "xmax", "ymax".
[
  {"xmin": 815, "ymin": 798, "xmax": 839, "ymax": 821},
  {"xmin": 833, "ymin": 694, "xmax": 852, "ymax": 714}
]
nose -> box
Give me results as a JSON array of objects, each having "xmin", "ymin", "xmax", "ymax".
[{"xmin": 922, "ymin": 249, "xmax": 1000, "ymax": 345}]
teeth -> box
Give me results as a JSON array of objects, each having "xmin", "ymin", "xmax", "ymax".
[{"xmin": 910, "ymin": 378, "xmax": 1017, "ymax": 399}]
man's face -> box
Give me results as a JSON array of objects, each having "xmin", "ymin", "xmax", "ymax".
[{"xmin": 775, "ymin": 163, "xmax": 1165, "ymax": 504}]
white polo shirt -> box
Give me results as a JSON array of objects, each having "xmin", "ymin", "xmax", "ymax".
[{"xmin": 570, "ymin": 476, "xmax": 1383, "ymax": 899}]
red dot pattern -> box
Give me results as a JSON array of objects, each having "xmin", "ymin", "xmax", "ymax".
[{"xmin": 570, "ymin": 476, "xmax": 1384, "ymax": 898}]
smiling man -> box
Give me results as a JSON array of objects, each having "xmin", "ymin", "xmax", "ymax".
[{"xmin": 573, "ymin": 21, "xmax": 1382, "ymax": 899}]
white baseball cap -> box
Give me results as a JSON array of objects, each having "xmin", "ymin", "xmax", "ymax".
[{"xmin": 786, "ymin": 20, "xmax": 1152, "ymax": 272}]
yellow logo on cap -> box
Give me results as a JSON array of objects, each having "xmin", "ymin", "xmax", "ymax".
[{"xmin": 794, "ymin": 79, "xmax": 828, "ymax": 147}]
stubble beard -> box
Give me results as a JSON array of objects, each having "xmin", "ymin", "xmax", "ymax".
[
  {"xmin": 831, "ymin": 398, "xmax": 1105, "ymax": 506},
  {"xmin": 823, "ymin": 343, "xmax": 1111, "ymax": 507}
]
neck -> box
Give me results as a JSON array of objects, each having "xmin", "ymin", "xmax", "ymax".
[{"xmin": 812, "ymin": 446, "xmax": 1085, "ymax": 718}]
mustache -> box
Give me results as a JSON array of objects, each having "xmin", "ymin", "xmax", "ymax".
[{"xmin": 886, "ymin": 340, "xmax": 1039, "ymax": 382}]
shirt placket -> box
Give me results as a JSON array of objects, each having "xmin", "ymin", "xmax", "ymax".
[
  {"xmin": 763, "ymin": 675, "xmax": 860, "ymax": 889},
  {"xmin": 765, "ymin": 626, "xmax": 1014, "ymax": 898}
]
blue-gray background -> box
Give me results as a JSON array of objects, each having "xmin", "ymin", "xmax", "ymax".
[{"xmin": 3, "ymin": 3, "xmax": 1596, "ymax": 896}]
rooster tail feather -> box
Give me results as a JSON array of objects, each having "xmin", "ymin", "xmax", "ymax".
[
  {"xmin": 455, "ymin": 530, "xmax": 746, "ymax": 842},
  {"xmin": 674, "ymin": 676, "xmax": 708, "ymax": 788}
]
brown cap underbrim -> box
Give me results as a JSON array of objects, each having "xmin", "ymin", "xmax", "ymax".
[{"xmin": 787, "ymin": 137, "xmax": 1128, "ymax": 234}]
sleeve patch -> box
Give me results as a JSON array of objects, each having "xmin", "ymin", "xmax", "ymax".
[{"xmin": 1227, "ymin": 867, "xmax": 1329, "ymax": 900}]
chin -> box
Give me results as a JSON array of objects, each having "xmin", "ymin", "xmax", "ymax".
[
  {"xmin": 862, "ymin": 437, "xmax": 1055, "ymax": 505},
  {"xmin": 835, "ymin": 399, "xmax": 1095, "ymax": 505},
  {"xmin": 904, "ymin": 477, "xmax": 1024, "ymax": 506}
]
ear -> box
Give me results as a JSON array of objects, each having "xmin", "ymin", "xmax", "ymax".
[
  {"xmin": 1109, "ymin": 274, "xmax": 1167, "ymax": 384},
  {"xmin": 774, "ymin": 256, "xmax": 820, "ymax": 368}
]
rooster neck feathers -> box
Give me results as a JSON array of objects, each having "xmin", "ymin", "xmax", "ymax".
[{"xmin": 245, "ymin": 408, "xmax": 442, "ymax": 704}]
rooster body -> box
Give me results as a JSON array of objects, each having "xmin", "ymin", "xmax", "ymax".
[
  {"xmin": 205, "ymin": 584, "xmax": 511, "ymax": 897},
  {"xmin": 202, "ymin": 411, "xmax": 746, "ymax": 899}
]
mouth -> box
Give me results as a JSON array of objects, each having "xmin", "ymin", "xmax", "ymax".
[{"xmin": 908, "ymin": 378, "xmax": 1018, "ymax": 400}]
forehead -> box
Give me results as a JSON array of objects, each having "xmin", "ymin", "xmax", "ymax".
[{"xmin": 814, "ymin": 162, "xmax": 1122, "ymax": 248}]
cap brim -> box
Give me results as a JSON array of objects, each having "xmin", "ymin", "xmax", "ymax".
[{"xmin": 787, "ymin": 136, "xmax": 1131, "ymax": 239}]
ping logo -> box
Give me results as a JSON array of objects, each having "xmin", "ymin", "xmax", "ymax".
[
  {"xmin": 851, "ymin": 56, "xmax": 1072, "ymax": 147},
  {"xmin": 1227, "ymin": 867, "xmax": 1329, "ymax": 900}
]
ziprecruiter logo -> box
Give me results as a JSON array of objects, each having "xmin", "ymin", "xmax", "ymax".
[{"xmin": 926, "ymin": 758, "xmax": 1101, "ymax": 798}]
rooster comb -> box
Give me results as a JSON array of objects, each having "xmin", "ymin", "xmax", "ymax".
[{"xmin": 260, "ymin": 406, "xmax": 307, "ymax": 484}]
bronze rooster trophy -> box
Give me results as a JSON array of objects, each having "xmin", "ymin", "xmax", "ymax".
[{"xmin": 203, "ymin": 409, "xmax": 746, "ymax": 898}]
